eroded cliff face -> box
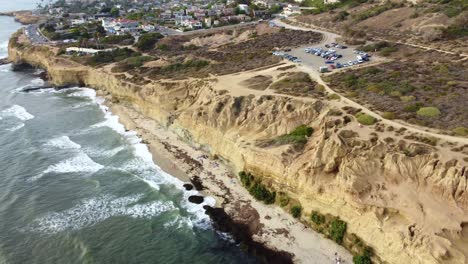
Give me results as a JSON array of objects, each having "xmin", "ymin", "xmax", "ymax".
[{"xmin": 9, "ymin": 43, "xmax": 468, "ymax": 264}]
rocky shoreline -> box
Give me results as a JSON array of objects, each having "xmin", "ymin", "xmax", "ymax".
[{"xmin": 103, "ymin": 99, "xmax": 352, "ymax": 264}]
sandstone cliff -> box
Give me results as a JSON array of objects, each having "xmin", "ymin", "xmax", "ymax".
[{"xmin": 9, "ymin": 41, "xmax": 468, "ymax": 264}]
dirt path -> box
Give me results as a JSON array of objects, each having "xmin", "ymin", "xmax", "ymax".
[{"xmin": 271, "ymin": 19, "xmax": 468, "ymax": 145}]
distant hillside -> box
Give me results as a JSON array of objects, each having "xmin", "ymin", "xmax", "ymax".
[{"xmin": 295, "ymin": 0, "xmax": 467, "ymax": 53}]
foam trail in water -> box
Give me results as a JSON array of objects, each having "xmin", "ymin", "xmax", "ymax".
[
  {"xmin": 6, "ymin": 123, "xmax": 25, "ymax": 132},
  {"xmin": 25, "ymin": 194, "xmax": 175, "ymax": 234},
  {"xmin": 30, "ymin": 152, "xmax": 103, "ymax": 182},
  {"xmin": 44, "ymin": 136, "xmax": 81, "ymax": 150},
  {"xmin": 0, "ymin": 105, "xmax": 34, "ymax": 121}
]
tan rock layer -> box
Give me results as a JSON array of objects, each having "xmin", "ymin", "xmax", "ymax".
[{"xmin": 9, "ymin": 42, "xmax": 468, "ymax": 264}]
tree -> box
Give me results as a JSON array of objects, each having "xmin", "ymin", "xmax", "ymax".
[
  {"xmin": 110, "ymin": 7, "xmax": 120, "ymax": 17},
  {"xmin": 134, "ymin": 33, "xmax": 163, "ymax": 51}
]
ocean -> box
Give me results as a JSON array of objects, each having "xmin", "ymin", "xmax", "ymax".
[{"xmin": 0, "ymin": 2, "xmax": 253, "ymax": 264}]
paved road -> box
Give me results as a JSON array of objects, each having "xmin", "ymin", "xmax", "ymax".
[
  {"xmin": 25, "ymin": 24, "xmax": 48, "ymax": 44},
  {"xmin": 272, "ymin": 19, "xmax": 468, "ymax": 144}
]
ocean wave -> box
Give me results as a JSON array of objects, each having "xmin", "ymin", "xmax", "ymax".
[
  {"xmin": 44, "ymin": 136, "xmax": 81, "ymax": 150},
  {"xmin": 0, "ymin": 40, "xmax": 7, "ymax": 58},
  {"xmin": 68, "ymin": 88, "xmax": 97, "ymax": 100},
  {"xmin": 84, "ymin": 145, "xmax": 125, "ymax": 158},
  {"xmin": 0, "ymin": 105, "xmax": 34, "ymax": 121},
  {"xmin": 30, "ymin": 152, "xmax": 103, "ymax": 182},
  {"xmin": 25, "ymin": 194, "xmax": 175, "ymax": 234},
  {"xmin": 5, "ymin": 123, "xmax": 25, "ymax": 132},
  {"xmin": 79, "ymin": 88, "xmax": 215, "ymax": 229}
]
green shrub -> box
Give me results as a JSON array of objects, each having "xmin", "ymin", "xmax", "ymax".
[
  {"xmin": 240, "ymin": 171, "xmax": 276, "ymax": 204},
  {"xmin": 356, "ymin": 113, "xmax": 376, "ymax": 125},
  {"xmin": 239, "ymin": 171, "xmax": 255, "ymax": 187},
  {"xmin": 353, "ymin": 254, "xmax": 372, "ymax": 264},
  {"xmin": 290, "ymin": 205, "xmax": 302, "ymax": 218},
  {"xmin": 417, "ymin": 107, "xmax": 441, "ymax": 118},
  {"xmin": 329, "ymin": 218, "xmax": 347, "ymax": 244},
  {"xmin": 400, "ymin": 95, "xmax": 415, "ymax": 102},
  {"xmin": 379, "ymin": 46, "xmax": 398, "ymax": 56},
  {"xmin": 278, "ymin": 192, "xmax": 290, "ymax": 207},
  {"xmin": 404, "ymin": 102, "xmax": 423, "ymax": 112},
  {"xmin": 310, "ymin": 211, "xmax": 325, "ymax": 225},
  {"xmin": 248, "ymin": 181, "xmax": 276, "ymax": 204},
  {"xmin": 452, "ymin": 127, "xmax": 468, "ymax": 136},
  {"xmin": 275, "ymin": 125, "xmax": 314, "ymax": 146},
  {"xmin": 102, "ymin": 34, "xmax": 134, "ymax": 44},
  {"xmin": 382, "ymin": 112, "xmax": 395, "ymax": 120},
  {"xmin": 134, "ymin": 32, "xmax": 163, "ymax": 51},
  {"xmin": 327, "ymin": 93, "xmax": 341, "ymax": 100}
]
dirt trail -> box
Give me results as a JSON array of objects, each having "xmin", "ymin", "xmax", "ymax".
[{"xmin": 271, "ymin": 19, "xmax": 468, "ymax": 145}]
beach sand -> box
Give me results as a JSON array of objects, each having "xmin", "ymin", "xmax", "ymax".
[{"xmin": 106, "ymin": 99, "xmax": 352, "ymax": 264}]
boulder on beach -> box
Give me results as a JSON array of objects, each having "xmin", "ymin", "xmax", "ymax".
[
  {"xmin": 188, "ymin": 195, "xmax": 204, "ymax": 204},
  {"xmin": 183, "ymin": 183, "xmax": 194, "ymax": 191}
]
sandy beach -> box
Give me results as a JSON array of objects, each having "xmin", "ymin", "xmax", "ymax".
[{"xmin": 103, "ymin": 97, "xmax": 352, "ymax": 264}]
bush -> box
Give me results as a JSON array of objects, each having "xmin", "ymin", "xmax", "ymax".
[
  {"xmin": 356, "ymin": 113, "xmax": 376, "ymax": 125},
  {"xmin": 327, "ymin": 93, "xmax": 341, "ymax": 100},
  {"xmin": 101, "ymin": 34, "xmax": 134, "ymax": 44},
  {"xmin": 417, "ymin": 107, "xmax": 441, "ymax": 118},
  {"xmin": 382, "ymin": 112, "xmax": 395, "ymax": 120},
  {"xmin": 353, "ymin": 254, "xmax": 372, "ymax": 264},
  {"xmin": 278, "ymin": 192, "xmax": 290, "ymax": 207},
  {"xmin": 248, "ymin": 181, "xmax": 276, "ymax": 204},
  {"xmin": 275, "ymin": 125, "xmax": 314, "ymax": 146},
  {"xmin": 239, "ymin": 171, "xmax": 276, "ymax": 204},
  {"xmin": 134, "ymin": 32, "xmax": 163, "ymax": 51},
  {"xmin": 329, "ymin": 218, "xmax": 347, "ymax": 244},
  {"xmin": 452, "ymin": 127, "xmax": 468, "ymax": 136},
  {"xmin": 310, "ymin": 211, "xmax": 325, "ymax": 225},
  {"xmin": 404, "ymin": 102, "xmax": 423, "ymax": 112},
  {"xmin": 239, "ymin": 171, "xmax": 255, "ymax": 187},
  {"xmin": 400, "ymin": 95, "xmax": 415, "ymax": 102},
  {"xmin": 290, "ymin": 205, "xmax": 302, "ymax": 218},
  {"xmin": 379, "ymin": 46, "xmax": 398, "ymax": 56}
]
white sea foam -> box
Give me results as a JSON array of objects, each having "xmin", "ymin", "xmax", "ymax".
[
  {"xmin": 25, "ymin": 194, "xmax": 175, "ymax": 234},
  {"xmin": 43, "ymin": 152, "xmax": 103, "ymax": 175},
  {"xmin": 72, "ymin": 87, "xmax": 215, "ymax": 229},
  {"xmin": 0, "ymin": 64, "xmax": 10, "ymax": 72},
  {"xmin": 30, "ymin": 78, "xmax": 45, "ymax": 86},
  {"xmin": 84, "ymin": 145, "xmax": 125, "ymax": 158},
  {"xmin": 68, "ymin": 88, "xmax": 97, "ymax": 100},
  {"xmin": 0, "ymin": 40, "xmax": 7, "ymax": 58},
  {"xmin": 6, "ymin": 123, "xmax": 25, "ymax": 132},
  {"xmin": 0, "ymin": 105, "xmax": 34, "ymax": 121},
  {"xmin": 44, "ymin": 136, "xmax": 81, "ymax": 150}
]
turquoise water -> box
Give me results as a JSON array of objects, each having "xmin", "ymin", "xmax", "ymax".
[{"xmin": 0, "ymin": 4, "xmax": 254, "ymax": 264}]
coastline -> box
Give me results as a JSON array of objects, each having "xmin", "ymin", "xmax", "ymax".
[{"xmin": 100, "ymin": 93, "xmax": 353, "ymax": 264}]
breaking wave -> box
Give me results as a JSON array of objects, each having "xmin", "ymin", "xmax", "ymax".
[
  {"xmin": 0, "ymin": 105, "xmax": 34, "ymax": 121},
  {"xmin": 44, "ymin": 136, "xmax": 81, "ymax": 150},
  {"xmin": 25, "ymin": 194, "xmax": 175, "ymax": 234}
]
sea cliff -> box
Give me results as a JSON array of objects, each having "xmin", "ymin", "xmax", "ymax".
[{"xmin": 9, "ymin": 38, "xmax": 468, "ymax": 264}]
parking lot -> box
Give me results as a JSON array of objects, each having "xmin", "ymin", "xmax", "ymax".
[{"xmin": 273, "ymin": 42, "xmax": 373, "ymax": 73}]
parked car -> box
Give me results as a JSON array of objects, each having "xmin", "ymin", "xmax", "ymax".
[{"xmin": 325, "ymin": 60, "xmax": 334, "ymax": 64}]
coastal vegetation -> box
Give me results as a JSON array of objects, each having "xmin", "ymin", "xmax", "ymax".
[
  {"xmin": 355, "ymin": 113, "xmax": 376, "ymax": 125},
  {"xmin": 239, "ymin": 171, "xmax": 276, "ymax": 204},
  {"xmin": 84, "ymin": 48, "xmax": 140, "ymax": 67},
  {"xmin": 238, "ymin": 171, "xmax": 376, "ymax": 263},
  {"xmin": 325, "ymin": 59, "xmax": 468, "ymax": 130},
  {"xmin": 134, "ymin": 32, "xmax": 163, "ymax": 51},
  {"xmin": 290, "ymin": 205, "xmax": 302, "ymax": 218}
]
